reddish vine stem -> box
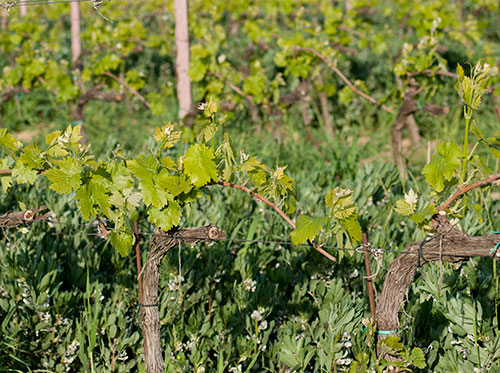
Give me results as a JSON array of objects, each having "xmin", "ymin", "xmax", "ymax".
[
  {"xmin": 295, "ymin": 47, "xmax": 394, "ymax": 114},
  {"xmin": 215, "ymin": 181, "xmax": 336, "ymax": 262},
  {"xmin": 209, "ymin": 72, "xmax": 258, "ymax": 105},
  {"xmin": 362, "ymin": 233, "xmax": 376, "ymax": 322},
  {"xmin": 407, "ymin": 69, "xmax": 458, "ymax": 79},
  {"xmin": 438, "ymin": 173, "xmax": 500, "ymax": 211},
  {"xmin": 103, "ymin": 71, "xmax": 151, "ymax": 108}
]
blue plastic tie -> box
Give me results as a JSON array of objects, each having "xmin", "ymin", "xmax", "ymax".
[
  {"xmin": 71, "ymin": 120, "xmax": 84, "ymax": 125},
  {"xmin": 490, "ymin": 231, "xmax": 500, "ymax": 255},
  {"xmin": 362, "ymin": 327, "xmax": 398, "ymax": 335},
  {"xmin": 376, "ymin": 330, "xmax": 398, "ymax": 335}
]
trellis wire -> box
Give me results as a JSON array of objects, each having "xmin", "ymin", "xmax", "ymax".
[
  {"xmin": 3, "ymin": 0, "xmax": 90, "ymax": 6},
  {"xmin": 1, "ymin": 0, "xmax": 112, "ymax": 22},
  {"xmin": 21, "ymin": 218, "xmax": 498, "ymax": 260}
]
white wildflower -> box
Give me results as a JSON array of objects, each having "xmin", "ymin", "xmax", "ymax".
[
  {"xmin": 251, "ymin": 310, "xmax": 262, "ymax": 321},
  {"xmin": 243, "ymin": 279, "xmax": 257, "ymax": 292},
  {"xmin": 337, "ymin": 358, "xmax": 352, "ymax": 365},
  {"xmin": 117, "ymin": 350, "xmax": 128, "ymax": 361},
  {"xmin": 217, "ymin": 54, "xmax": 226, "ymax": 63},
  {"xmin": 258, "ymin": 320, "xmax": 268, "ymax": 331},
  {"xmin": 240, "ymin": 150, "xmax": 249, "ymax": 163},
  {"xmin": 229, "ymin": 365, "xmax": 242, "ymax": 373}
]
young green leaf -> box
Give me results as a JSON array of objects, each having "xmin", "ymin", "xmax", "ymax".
[
  {"xmin": 342, "ymin": 217, "xmax": 362, "ymax": 243},
  {"xmin": 0, "ymin": 129, "xmax": 20, "ymax": 151},
  {"xmin": 12, "ymin": 161, "xmax": 38, "ymax": 185},
  {"xmin": 127, "ymin": 154, "xmax": 157, "ymax": 180},
  {"xmin": 183, "ymin": 143, "xmax": 218, "ymax": 187},
  {"xmin": 140, "ymin": 178, "xmax": 172, "ymax": 209},
  {"xmin": 394, "ymin": 200, "xmax": 415, "ymax": 216},
  {"xmin": 422, "ymin": 142, "xmax": 461, "ymax": 192},
  {"xmin": 44, "ymin": 158, "xmax": 82, "ymax": 193},
  {"xmin": 410, "ymin": 348, "xmax": 426, "ymax": 369},
  {"xmin": 109, "ymin": 230, "xmax": 134, "ymax": 257},
  {"xmin": 411, "ymin": 203, "xmax": 437, "ymax": 224},
  {"xmin": 325, "ymin": 187, "xmax": 357, "ymax": 220},
  {"xmin": 290, "ymin": 215, "xmax": 327, "ymax": 245},
  {"xmin": 158, "ymin": 174, "xmax": 192, "ymax": 197},
  {"xmin": 148, "ymin": 201, "xmax": 182, "ymax": 232}
]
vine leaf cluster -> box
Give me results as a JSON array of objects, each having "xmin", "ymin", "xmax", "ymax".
[{"xmin": 0, "ymin": 102, "xmax": 362, "ymax": 258}]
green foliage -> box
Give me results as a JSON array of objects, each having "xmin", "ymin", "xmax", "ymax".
[
  {"xmin": 290, "ymin": 215, "xmax": 327, "ymax": 245},
  {"xmin": 0, "ymin": 102, "xmax": 361, "ymax": 258},
  {"xmin": 1, "ymin": 0, "xmax": 500, "ymax": 371},
  {"xmin": 422, "ymin": 141, "xmax": 462, "ymax": 192},
  {"xmin": 183, "ymin": 143, "xmax": 218, "ymax": 188},
  {"xmin": 378, "ymin": 336, "xmax": 426, "ymax": 371}
]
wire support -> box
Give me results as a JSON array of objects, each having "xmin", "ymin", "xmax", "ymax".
[
  {"xmin": 7, "ymin": 0, "xmax": 91, "ymax": 6},
  {"xmin": 24, "ymin": 218, "xmax": 494, "ymax": 260}
]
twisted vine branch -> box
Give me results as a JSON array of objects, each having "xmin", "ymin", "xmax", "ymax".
[{"xmin": 214, "ymin": 181, "xmax": 337, "ymax": 262}]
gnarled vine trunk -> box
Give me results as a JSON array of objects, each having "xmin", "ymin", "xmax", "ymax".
[
  {"xmin": 141, "ymin": 225, "xmax": 225, "ymax": 373},
  {"xmin": 375, "ymin": 215, "xmax": 499, "ymax": 360}
]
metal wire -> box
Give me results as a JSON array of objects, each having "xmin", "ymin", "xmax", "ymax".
[
  {"xmin": 6, "ymin": 0, "xmax": 91, "ymax": 6},
  {"xmin": 25, "ymin": 218, "xmax": 496, "ymax": 260}
]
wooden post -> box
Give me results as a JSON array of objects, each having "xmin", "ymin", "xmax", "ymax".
[
  {"xmin": 174, "ymin": 0, "xmax": 192, "ymax": 119},
  {"xmin": 70, "ymin": 1, "xmax": 88, "ymax": 144},
  {"xmin": 70, "ymin": 2, "xmax": 81, "ymax": 67},
  {"xmin": 19, "ymin": 4, "xmax": 27, "ymax": 17}
]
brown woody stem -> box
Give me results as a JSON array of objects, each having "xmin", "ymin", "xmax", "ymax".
[
  {"xmin": 215, "ymin": 181, "xmax": 336, "ymax": 262},
  {"xmin": 438, "ymin": 173, "xmax": 500, "ymax": 211},
  {"xmin": 104, "ymin": 71, "xmax": 151, "ymax": 108},
  {"xmin": 295, "ymin": 47, "xmax": 394, "ymax": 114}
]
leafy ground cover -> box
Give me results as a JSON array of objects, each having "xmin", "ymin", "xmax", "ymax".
[{"xmin": 0, "ymin": 0, "xmax": 499, "ymax": 372}]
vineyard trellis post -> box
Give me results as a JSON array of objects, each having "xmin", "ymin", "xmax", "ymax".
[{"xmin": 174, "ymin": 0, "xmax": 192, "ymax": 119}]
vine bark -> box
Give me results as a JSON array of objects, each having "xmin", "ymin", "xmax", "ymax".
[
  {"xmin": 141, "ymin": 225, "xmax": 225, "ymax": 373},
  {"xmin": 375, "ymin": 214, "xmax": 500, "ymax": 360}
]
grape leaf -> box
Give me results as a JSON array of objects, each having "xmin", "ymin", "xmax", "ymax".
[
  {"xmin": 158, "ymin": 174, "xmax": 192, "ymax": 197},
  {"xmin": 183, "ymin": 143, "xmax": 218, "ymax": 187},
  {"xmin": 411, "ymin": 203, "xmax": 437, "ymax": 224},
  {"xmin": 107, "ymin": 162, "xmax": 133, "ymax": 190},
  {"xmin": 153, "ymin": 123, "xmax": 181, "ymax": 149},
  {"xmin": 19, "ymin": 144, "xmax": 44, "ymax": 169},
  {"xmin": 240, "ymin": 155, "xmax": 261, "ymax": 173},
  {"xmin": 44, "ymin": 158, "xmax": 82, "ymax": 193},
  {"xmin": 140, "ymin": 178, "xmax": 171, "ymax": 209},
  {"xmin": 127, "ymin": 154, "xmax": 157, "ymax": 180},
  {"xmin": 394, "ymin": 199, "xmax": 415, "ymax": 216},
  {"xmin": 110, "ymin": 230, "xmax": 134, "ymax": 257},
  {"xmin": 1, "ymin": 176, "xmax": 12, "ymax": 193},
  {"xmin": 75, "ymin": 176, "xmax": 112, "ymax": 219},
  {"xmin": 0, "ymin": 129, "xmax": 20, "ymax": 151},
  {"xmin": 75, "ymin": 185, "xmax": 95, "ymax": 220},
  {"xmin": 290, "ymin": 215, "xmax": 327, "ymax": 245},
  {"xmin": 325, "ymin": 187, "xmax": 357, "ymax": 219},
  {"xmin": 148, "ymin": 201, "xmax": 182, "ymax": 231},
  {"xmin": 422, "ymin": 142, "xmax": 461, "ymax": 192},
  {"xmin": 342, "ymin": 216, "xmax": 362, "ymax": 243},
  {"xmin": 12, "ymin": 161, "xmax": 38, "ymax": 185}
]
